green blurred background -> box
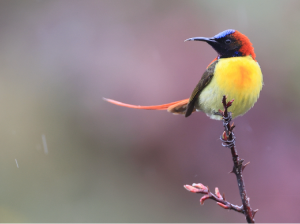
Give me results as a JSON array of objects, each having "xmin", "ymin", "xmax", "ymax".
[{"xmin": 1, "ymin": 0, "xmax": 300, "ymax": 222}]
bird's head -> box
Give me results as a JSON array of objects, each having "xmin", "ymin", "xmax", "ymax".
[{"xmin": 185, "ymin": 29, "xmax": 256, "ymax": 60}]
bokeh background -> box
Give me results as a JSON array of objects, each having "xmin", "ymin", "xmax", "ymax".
[{"xmin": 0, "ymin": 0, "xmax": 300, "ymax": 222}]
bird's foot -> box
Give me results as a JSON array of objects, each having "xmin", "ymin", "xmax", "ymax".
[
  {"xmin": 222, "ymin": 112, "xmax": 232, "ymax": 126},
  {"xmin": 220, "ymin": 132, "xmax": 236, "ymax": 148}
]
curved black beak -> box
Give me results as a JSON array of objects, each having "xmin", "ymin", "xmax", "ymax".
[
  {"xmin": 184, "ymin": 36, "xmax": 222, "ymax": 56},
  {"xmin": 184, "ymin": 37, "xmax": 217, "ymax": 44}
]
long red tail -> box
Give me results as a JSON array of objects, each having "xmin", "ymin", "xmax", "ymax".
[{"xmin": 103, "ymin": 98, "xmax": 192, "ymax": 115}]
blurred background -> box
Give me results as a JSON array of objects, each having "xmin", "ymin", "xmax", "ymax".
[{"xmin": 0, "ymin": 0, "xmax": 299, "ymax": 222}]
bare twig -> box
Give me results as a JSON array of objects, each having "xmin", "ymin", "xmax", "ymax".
[
  {"xmin": 184, "ymin": 96, "xmax": 258, "ymax": 223},
  {"xmin": 219, "ymin": 95, "xmax": 256, "ymax": 223}
]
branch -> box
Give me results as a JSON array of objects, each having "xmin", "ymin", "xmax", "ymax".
[
  {"xmin": 219, "ymin": 95, "xmax": 256, "ymax": 223},
  {"xmin": 184, "ymin": 96, "xmax": 258, "ymax": 223}
]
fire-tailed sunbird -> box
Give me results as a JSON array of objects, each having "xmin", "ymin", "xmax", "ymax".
[{"xmin": 104, "ymin": 29, "xmax": 263, "ymax": 120}]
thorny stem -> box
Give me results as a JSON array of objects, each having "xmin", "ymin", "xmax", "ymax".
[
  {"xmin": 220, "ymin": 95, "xmax": 256, "ymax": 223},
  {"xmin": 184, "ymin": 96, "xmax": 258, "ymax": 223}
]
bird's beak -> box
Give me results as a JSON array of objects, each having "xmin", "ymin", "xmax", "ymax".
[{"xmin": 184, "ymin": 37, "xmax": 217, "ymax": 44}]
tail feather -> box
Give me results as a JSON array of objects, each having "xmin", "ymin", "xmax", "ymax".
[{"xmin": 103, "ymin": 97, "xmax": 192, "ymax": 115}]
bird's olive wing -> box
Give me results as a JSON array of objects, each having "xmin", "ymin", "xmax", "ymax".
[{"xmin": 185, "ymin": 60, "xmax": 218, "ymax": 117}]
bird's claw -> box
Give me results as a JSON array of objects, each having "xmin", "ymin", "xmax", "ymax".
[{"xmin": 220, "ymin": 132, "xmax": 236, "ymax": 148}]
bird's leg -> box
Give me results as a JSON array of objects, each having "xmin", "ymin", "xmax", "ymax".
[
  {"xmin": 220, "ymin": 131, "xmax": 236, "ymax": 148},
  {"xmin": 219, "ymin": 105, "xmax": 236, "ymax": 148},
  {"xmin": 223, "ymin": 111, "xmax": 232, "ymax": 127}
]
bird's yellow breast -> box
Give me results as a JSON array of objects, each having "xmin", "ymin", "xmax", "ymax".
[{"xmin": 198, "ymin": 56, "xmax": 263, "ymax": 120}]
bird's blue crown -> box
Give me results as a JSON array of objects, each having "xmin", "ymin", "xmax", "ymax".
[{"xmin": 214, "ymin": 29, "xmax": 235, "ymax": 39}]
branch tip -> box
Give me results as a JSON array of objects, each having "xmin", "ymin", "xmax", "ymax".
[
  {"xmin": 252, "ymin": 209, "xmax": 259, "ymax": 218},
  {"xmin": 222, "ymin": 193, "xmax": 226, "ymax": 201},
  {"xmin": 215, "ymin": 187, "xmax": 222, "ymax": 199},
  {"xmin": 242, "ymin": 162, "xmax": 250, "ymax": 172},
  {"xmin": 200, "ymin": 195, "xmax": 210, "ymax": 205},
  {"xmin": 217, "ymin": 202, "xmax": 229, "ymax": 209},
  {"xmin": 238, "ymin": 158, "xmax": 245, "ymax": 165},
  {"xmin": 184, "ymin": 185, "xmax": 201, "ymax": 193}
]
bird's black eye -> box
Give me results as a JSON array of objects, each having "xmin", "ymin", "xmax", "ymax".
[{"xmin": 225, "ymin": 39, "xmax": 231, "ymax": 44}]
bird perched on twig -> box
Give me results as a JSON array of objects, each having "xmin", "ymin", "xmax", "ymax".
[{"xmin": 104, "ymin": 29, "xmax": 263, "ymax": 120}]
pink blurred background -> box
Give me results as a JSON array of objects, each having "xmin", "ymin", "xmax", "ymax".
[{"xmin": 1, "ymin": 0, "xmax": 300, "ymax": 222}]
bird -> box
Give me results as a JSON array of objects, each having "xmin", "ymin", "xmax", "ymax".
[{"xmin": 104, "ymin": 29, "xmax": 263, "ymax": 120}]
